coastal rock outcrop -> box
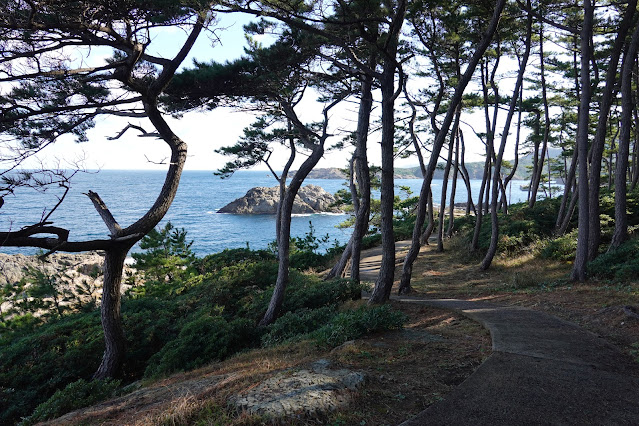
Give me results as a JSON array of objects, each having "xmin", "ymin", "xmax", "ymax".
[
  {"xmin": 0, "ymin": 252, "xmax": 105, "ymax": 286},
  {"xmin": 218, "ymin": 185, "xmax": 342, "ymax": 214},
  {"xmin": 230, "ymin": 359, "xmax": 364, "ymax": 418}
]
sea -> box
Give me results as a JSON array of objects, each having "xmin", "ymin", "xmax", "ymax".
[{"xmin": 0, "ymin": 170, "xmax": 535, "ymax": 257}]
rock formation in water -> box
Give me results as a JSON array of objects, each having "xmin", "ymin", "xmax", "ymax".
[{"xmin": 218, "ymin": 185, "xmax": 342, "ymax": 214}]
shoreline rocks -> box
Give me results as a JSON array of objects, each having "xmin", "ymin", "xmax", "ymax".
[{"xmin": 218, "ymin": 185, "xmax": 342, "ymax": 215}]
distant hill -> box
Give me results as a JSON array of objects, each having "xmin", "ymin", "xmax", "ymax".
[{"xmin": 298, "ymin": 149, "xmax": 563, "ymax": 181}]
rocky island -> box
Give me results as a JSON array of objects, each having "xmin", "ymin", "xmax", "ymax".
[{"xmin": 218, "ymin": 185, "xmax": 342, "ymax": 214}]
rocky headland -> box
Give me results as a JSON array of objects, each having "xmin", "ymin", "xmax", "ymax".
[{"xmin": 218, "ymin": 185, "xmax": 342, "ymax": 214}]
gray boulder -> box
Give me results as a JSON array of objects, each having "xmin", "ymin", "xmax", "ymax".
[{"xmin": 218, "ymin": 185, "xmax": 341, "ymax": 214}]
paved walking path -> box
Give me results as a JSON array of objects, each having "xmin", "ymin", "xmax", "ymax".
[{"xmin": 356, "ymin": 242, "xmax": 639, "ymax": 425}]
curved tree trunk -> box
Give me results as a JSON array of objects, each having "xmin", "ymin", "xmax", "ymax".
[
  {"xmin": 326, "ymin": 236, "xmax": 352, "ymax": 279},
  {"xmin": 447, "ymin": 131, "xmax": 460, "ymax": 238},
  {"xmin": 480, "ymin": 5, "xmax": 532, "ymax": 270},
  {"xmin": 261, "ymin": 143, "xmax": 325, "ymax": 325},
  {"xmin": 325, "ymin": 155, "xmax": 359, "ymax": 280},
  {"xmin": 93, "ymin": 247, "xmax": 130, "ymax": 379},
  {"xmin": 350, "ymin": 73, "xmax": 373, "ymax": 283},
  {"xmin": 610, "ymin": 19, "xmax": 639, "ymax": 250},
  {"xmin": 420, "ymin": 190, "xmax": 436, "ymax": 244},
  {"xmin": 555, "ymin": 148, "xmax": 579, "ymax": 232},
  {"xmin": 437, "ymin": 110, "xmax": 460, "ymax": 251},
  {"xmin": 529, "ymin": 20, "xmax": 550, "ymax": 208},
  {"xmin": 459, "ymin": 130, "xmax": 476, "ymax": 216},
  {"xmin": 588, "ymin": 0, "xmax": 637, "ymax": 259},
  {"xmin": 398, "ymin": 0, "xmax": 506, "ymax": 294}
]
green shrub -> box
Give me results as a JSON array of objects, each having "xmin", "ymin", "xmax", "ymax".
[
  {"xmin": 261, "ymin": 306, "xmax": 336, "ymax": 346},
  {"xmin": 195, "ymin": 248, "xmax": 275, "ymax": 273},
  {"xmin": 21, "ymin": 378, "xmax": 121, "ymax": 425},
  {"xmin": 0, "ymin": 311, "xmax": 104, "ymax": 425},
  {"xmin": 280, "ymin": 276, "xmax": 364, "ymax": 313},
  {"xmin": 144, "ymin": 314, "xmax": 259, "ymax": 378},
  {"xmin": 131, "ymin": 223, "xmax": 196, "ymax": 292},
  {"xmin": 540, "ymin": 230, "xmax": 578, "ymax": 261},
  {"xmin": 313, "ymin": 305, "xmax": 406, "ymax": 347},
  {"xmin": 588, "ymin": 238, "xmax": 639, "ymax": 281}
]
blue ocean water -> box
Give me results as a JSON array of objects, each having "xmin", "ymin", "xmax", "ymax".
[{"xmin": 0, "ymin": 170, "xmax": 534, "ymax": 256}]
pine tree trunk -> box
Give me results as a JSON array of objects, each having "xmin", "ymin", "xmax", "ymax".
[
  {"xmin": 398, "ymin": 0, "xmax": 506, "ymax": 293},
  {"xmin": 610, "ymin": 19, "xmax": 639, "ymax": 250},
  {"xmin": 481, "ymin": 7, "xmax": 532, "ymax": 270},
  {"xmin": 571, "ymin": 0, "xmax": 594, "ymax": 282},
  {"xmin": 93, "ymin": 247, "xmax": 129, "ymax": 379},
  {"xmin": 261, "ymin": 143, "xmax": 324, "ymax": 325},
  {"xmin": 368, "ymin": 1, "xmax": 406, "ymax": 304},
  {"xmin": 588, "ymin": 0, "xmax": 636, "ymax": 259},
  {"xmin": 459, "ymin": 130, "xmax": 476, "ymax": 215},
  {"xmin": 326, "ymin": 237, "xmax": 352, "ymax": 280},
  {"xmin": 437, "ymin": 111, "xmax": 459, "ymax": 251},
  {"xmin": 555, "ymin": 148, "xmax": 578, "ymax": 232},
  {"xmin": 369, "ymin": 61, "xmax": 398, "ymax": 304},
  {"xmin": 350, "ymin": 75, "xmax": 373, "ymax": 283},
  {"xmin": 447, "ymin": 132, "xmax": 460, "ymax": 238}
]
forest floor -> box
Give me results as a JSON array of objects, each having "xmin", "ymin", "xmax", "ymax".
[{"xmin": 50, "ymin": 239, "xmax": 639, "ymax": 425}]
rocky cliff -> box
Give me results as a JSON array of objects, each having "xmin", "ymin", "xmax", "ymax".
[{"xmin": 218, "ymin": 185, "xmax": 342, "ymax": 214}]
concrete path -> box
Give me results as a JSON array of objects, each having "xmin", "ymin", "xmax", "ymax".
[
  {"xmin": 344, "ymin": 240, "xmax": 414, "ymax": 281},
  {"xmin": 354, "ymin": 243, "xmax": 639, "ymax": 424},
  {"xmin": 397, "ymin": 298, "xmax": 639, "ymax": 425}
]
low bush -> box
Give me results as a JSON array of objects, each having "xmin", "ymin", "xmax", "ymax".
[
  {"xmin": 144, "ymin": 314, "xmax": 258, "ymax": 378},
  {"xmin": 261, "ymin": 306, "xmax": 336, "ymax": 346},
  {"xmin": 588, "ymin": 238, "xmax": 639, "ymax": 281},
  {"xmin": 313, "ymin": 305, "xmax": 407, "ymax": 347},
  {"xmin": 195, "ymin": 248, "xmax": 275, "ymax": 273},
  {"xmin": 21, "ymin": 378, "xmax": 121, "ymax": 425},
  {"xmin": 540, "ymin": 230, "xmax": 578, "ymax": 261}
]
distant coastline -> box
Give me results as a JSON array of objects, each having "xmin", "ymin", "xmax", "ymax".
[{"xmin": 291, "ymin": 165, "xmax": 530, "ymax": 181}]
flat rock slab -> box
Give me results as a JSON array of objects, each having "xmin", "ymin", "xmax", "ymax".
[
  {"xmin": 395, "ymin": 297, "xmax": 639, "ymax": 425},
  {"xmin": 231, "ymin": 360, "xmax": 364, "ymax": 419}
]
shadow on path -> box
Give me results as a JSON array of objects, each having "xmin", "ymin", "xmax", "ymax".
[{"xmin": 354, "ymin": 242, "xmax": 639, "ymax": 424}]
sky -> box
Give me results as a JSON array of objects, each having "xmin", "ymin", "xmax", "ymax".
[{"xmin": 20, "ymin": 11, "xmax": 525, "ymax": 174}]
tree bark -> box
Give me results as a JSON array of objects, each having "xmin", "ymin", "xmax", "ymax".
[
  {"xmin": 398, "ymin": 0, "xmax": 506, "ymax": 294},
  {"xmin": 588, "ymin": 0, "xmax": 637, "ymax": 259},
  {"xmin": 260, "ymin": 142, "xmax": 325, "ymax": 325},
  {"xmin": 368, "ymin": 1, "xmax": 407, "ymax": 304},
  {"xmin": 528, "ymin": 19, "xmax": 550, "ymax": 208},
  {"xmin": 93, "ymin": 247, "xmax": 130, "ymax": 379},
  {"xmin": 369, "ymin": 58, "xmax": 400, "ymax": 304},
  {"xmin": 447, "ymin": 130, "xmax": 460, "ymax": 238},
  {"xmin": 610, "ymin": 18, "xmax": 639, "ymax": 250},
  {"xmin": 571, "ymin": 0, "xmax": 594, "ymax": 282},
  {"xmin": 437, "ymin": 110, "xmax": 460, "ymax": 251},
  {"xmin": 350, "ymin": 73, "xmax": 373, "ymax": 283},
  {"xmin": 480, "ymin": 5, "xmax": 532, "ymax": 270}
]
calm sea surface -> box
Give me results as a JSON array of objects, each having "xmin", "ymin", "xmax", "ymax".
[{"xmin": 0, "ymin": 170, "xmax": 534, "ymax": 256}]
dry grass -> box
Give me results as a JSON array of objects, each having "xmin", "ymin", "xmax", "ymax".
[{"xmin": 51, "ymin": 302, "xmax": 489, "ymax": 426}]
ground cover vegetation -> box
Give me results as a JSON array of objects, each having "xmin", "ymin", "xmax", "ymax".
[
  {"xmin": 3, "ymin": 0, "xmax": 639, "ymax": 423},
  {"xmin": 0, "ymin": 224, "xmax": 406, "ymax": 424}
]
